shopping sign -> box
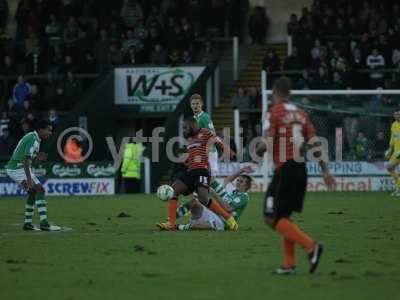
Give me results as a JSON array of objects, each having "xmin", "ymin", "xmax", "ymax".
[
  {"xmin": 114, "ymin": 66, "xmax": 205, "ymax": 111},
  {"xmin": 216, "ymin": 161, "xmax": 394, "ymax": 192}
]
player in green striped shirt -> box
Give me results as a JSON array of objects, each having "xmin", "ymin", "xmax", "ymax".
[
  {"xmin": 175, "ymin": 166, "xmax": 252, "ymax": 231},
  {"xmin": 5, "ymin": 120, "xmax": 61, "ymax": 231},
  {"xmin": 190, "ymin": 94, "xmax": 219, "ymax": 177}
]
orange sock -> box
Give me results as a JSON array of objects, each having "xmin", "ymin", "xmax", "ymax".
[
  {"xmin": 283, "ymin": 237, "xmax": 295, "ymax": 268},
  {"xmin": 168, "ymin": 198, "xmax": 178, "ymax": 224},
  {"xmin": 208, "ymin": 199, "xmax": 231, "ymax": 220},
  {"xmin": 275, "ymin": 218, "xmax": 315, "ymax": 252}
]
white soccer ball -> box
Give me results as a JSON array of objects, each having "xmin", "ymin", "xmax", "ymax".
[{"xmin": 157, "ymin": 185, "xmax": 174, "ymax": 201}]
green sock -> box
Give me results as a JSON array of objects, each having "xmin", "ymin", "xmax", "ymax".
[
  {"xmin": 178, "ymin": 224, "xmax": 192, "ymax": 231},
  {"xmin": 24, "ymin": 194, "xmax": 35, "ymax": 224},
  {"xmin": 176, "ymin": 202, "xmax": 191, "ymax": 218},
  {"xmin": 35, "ymin": 191, "xmax": 48, "ymax": 224}
]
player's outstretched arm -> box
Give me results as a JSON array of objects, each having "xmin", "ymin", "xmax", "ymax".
[{"xmin": 224, "ymin": 166, "xmax": 253, "ymax": 185}]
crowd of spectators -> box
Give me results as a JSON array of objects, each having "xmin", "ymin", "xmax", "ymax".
[
  {"xmin": 1, "ymin": 0, "xmax": 252, "ymax": 157},
  {"xmin": 262, "ymin": 0, "xmax": 400, "ymax": 90}
]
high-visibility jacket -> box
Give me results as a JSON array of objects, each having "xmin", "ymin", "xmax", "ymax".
[{"xmin": 121, "ymin": 143, "xmax": 143, "ymax": 179}]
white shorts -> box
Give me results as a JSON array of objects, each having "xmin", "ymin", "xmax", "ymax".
[
  {"xmin": 190, "ymin": 204, "xmax": 225, "ymax": 231},
  {"xmin": 6, "ymin": 168, "xmax": 41, "ymax": 186},
  {"xmin": 208, "ymin": 151, "xmax": 219, "ymax": 177}
]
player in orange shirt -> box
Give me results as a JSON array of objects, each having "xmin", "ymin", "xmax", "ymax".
[
  {"xmin": 255, "ymin": 77, "xmax": 335, "ymax": 275},
  {"xmin": 157, "ymin": 116, "xmax": 237, "ymax": 231}
]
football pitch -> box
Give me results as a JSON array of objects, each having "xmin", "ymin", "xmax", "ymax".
[{"xmin": 1, "ymin": 192, "xmax": 399, "ymax": 300}]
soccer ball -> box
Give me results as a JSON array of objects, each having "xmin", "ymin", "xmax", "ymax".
[{"xmin": 157, "ymin": 185, "xmax": 174, "ymax": 201}]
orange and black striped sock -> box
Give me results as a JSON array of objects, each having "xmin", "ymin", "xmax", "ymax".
[
  {"xmin": 283, "ymin": 237, "xmax": 295, "ymax": 268},
  {"xmin": 208, "ymin": 199, "xmax": 231, "ymax": 220},
  {"xmin": 275, "ymin": 218, "xmax": 315, "ymax": 252},
  {"xmin": 168, "ymin": 198, "xmax": 178, "ymax": 224}
]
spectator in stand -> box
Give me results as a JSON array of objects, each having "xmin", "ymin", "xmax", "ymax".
[
  {"xmin": 18, "ymin": 119, "xmax": 31, "ymax": 139},
  {"xmin": 45, "ymin": 14, "xmax": 64, "ymax": 48},
  {"xmin": 123, "ymin": 47, "xmax": 137, "ymax": 65},
  {"xmin": 283, "ymin": 46, "xmax": 303, "ymax": 71},
  {"xmin": 349, "ymin": 48, "xmax": 365, "ymax": 88},
  {"xmin": 263, "ymin": 48, "xmax": 280, "ymax": 73},
  {"xmin": 331, "ymin": 72, "xmax": 345, "ymax": 90},
  {"xmin": 168, "ymin": 49, "xmax": 179, "ymax": 66},
  {"xmin": 287, "ymin": 14, "xmax": 300, "ymax": 36},
  {"xmin": 181, "ymin": 49, "xmax": 193, "ymax": 64},
  {"xmin": 107, "ymin": 43, "xmax": 123, "ymax": 67},
  {"xmin": 311, "ymin": 39, "xmax": 325, "ymax": 61},
  {"xmin": 63, "ymin": 16, "xmax": 81, "ymax": 48},
  {"xmin": 248, "ymin": 6, "xmax": 269, "ymax": 45},
  {"xmin": 60, "ymin": 55, "xmax": 77, "ymax": 74},
  {"xmin": 13, "ymin": 75, "xmax": 32, "ymax": 110},
  {"xmin": 313, "ymin": 67, "xmax": 330, "ymax": 89},
  {"xmin": 199, "ymin": 41, "xmax": 217, "ymax": 64},
  {"xmin": 330, "ymin": 49, "xmax": 347, "ymax": 72},
  {"xmin": 366, "ymin": 48, "xmax": 385, "ymax": 88},
  {"xmin": 392, "ymin": 47, "xmax": 400, "ymax": 68},
  {"xmin": 231, "ymin": 87, "xmax": 250, "ymax": 143},
  {"xmin": 353, "ymin": 131, "xmax": 370, "ymax": 161},
  {"xmin": 48, "ymin": 108, "xmax": 60, "ymax": 129},
  {"xmin": 108, "ymin": 21, "xmax": 123, "ymax": 43},
  {"xmin": 0, "ymin": 111, "xmax": 11, "ymax": 135},
  {"xmin": 26, "ymin": 84, "xmax": 40, "ymax": 110},
  {"xmin": 181, "ymin": 17, "xmax": 194, "ymax": 48},
  {"xmin": 122, "ymin": 29, "xmax": 141, "ymax": 53},
  {"xmin": 120, "ymin": 0, "xmax": 143, "ymax": 29},
  {"xmin": 150, "ymin": 43, "xmax": 168, "ymax": 65},
  {"xmin": 295, "ymin": 69, "xmax": 313, "ymax": 90},
  {"xmin": 1, "ymin": 55, "xmax": 16, "ymax": 75},
  {"xmin": 232, "ymin": 87, "xmax": 250, "ymax": 110},
  {"xmin": 0, "ymin": 128, "xmax": 16, "ymax": 157},
  {"xmin": 248, "ymin": 86, "xmax": 261, "ymax": 139}
]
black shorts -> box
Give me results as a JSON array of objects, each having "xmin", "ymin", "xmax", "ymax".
[
  {"xmin": 171, "ymin": 163, "xmax": 188, "ymax": 183},
  {"xmin": 263, "ymin": 160, "xmax": 307, "ymax": 221},
  {"xmin": 176, "ymin": 168, "xmax": 210, "ymax": 194}
]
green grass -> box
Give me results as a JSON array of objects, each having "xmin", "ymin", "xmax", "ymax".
[{"xmin": 0, "ymin": 192, "xmax": 399, "ymax": 300}]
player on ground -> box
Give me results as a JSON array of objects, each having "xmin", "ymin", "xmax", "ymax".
[
  {"xmin": 190, "ymin": 94, "xmax": 220, "ymax": 178},
  {"xmin": 5, "ymin": 120, "xmax": 61, "ymax": 231},
  {"xmin": 255, "ymin": 77, "xmax": 335, "ymax": 275},
  {"xmin": 156, "ymin": 116, "xmax": 237, "ymax": 231},
  {"xmin": 175, "ymin": 166, "xmax": 252, "ymax": 231},
  {"xmin": 385, "ymin": 110, "xmax": 400, "ymax": 196}
]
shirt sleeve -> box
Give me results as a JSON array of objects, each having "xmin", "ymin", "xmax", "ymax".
[
  {"xmin": 23, "ymin": 138, "xmax": 36, "ymax": 159},
  {"xmin": 204, "ymin": 129, "xmax": 224, "ymax": 152}
]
